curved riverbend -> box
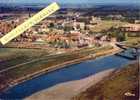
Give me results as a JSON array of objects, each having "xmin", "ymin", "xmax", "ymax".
[{"xmin": 0, "ymin": 50, "xmax": 135, "ymax": 99}]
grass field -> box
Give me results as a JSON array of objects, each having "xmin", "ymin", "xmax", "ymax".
[
  {"xmin": 91, "ymin": 20, "xmax": 128, "ymax": 32},
  {"xmin": 124, "ymin": 37, "xmax": 140, "ymax": 48},
  {"xmin": 0, "ymin": 48, "xmax": 50, "ymax": 70}
]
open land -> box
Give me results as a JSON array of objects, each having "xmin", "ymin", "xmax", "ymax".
[{"xmin": 73, "ymin": 62, "xmax": 139, "ymax": 100}]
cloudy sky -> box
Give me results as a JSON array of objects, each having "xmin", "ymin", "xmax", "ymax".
[{"xmin": 0, "ymin": 0, "xmax": 139, "ymax": 5}]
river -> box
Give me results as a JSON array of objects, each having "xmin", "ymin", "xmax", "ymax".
[{"xmin": 0, "ymin": 49, "xmax": 137, "ymax": 99}]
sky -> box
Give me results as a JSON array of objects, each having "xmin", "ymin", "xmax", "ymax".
[{"xmin": 0, "ymin": 0, "xmax": 139, "ymax": 5}]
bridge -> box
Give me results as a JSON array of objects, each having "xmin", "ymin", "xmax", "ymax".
[{"xmin": 115, "ymin": 42, "xmax": 140, "ymax": 60}]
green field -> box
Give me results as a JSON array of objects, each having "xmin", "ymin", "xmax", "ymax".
[
  {"xmin": 0, "ymin": 48, "xmax": 50, "ymax": 70},
  {"xmin": 91, "ymin": 20, "xmax": 128, "ymax": 32},
  {"xmin": 124, "ymin": 37, "xmax": 140, "ymax": 48}
]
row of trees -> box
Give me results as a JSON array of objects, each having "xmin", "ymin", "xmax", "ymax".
[
  {"xmin": 48, "ymin": 39, "xmax": 70, "ymax": 48},
  {"xmin": 104, "ymin": 27, "xmax": 126, "ymax": 42}
]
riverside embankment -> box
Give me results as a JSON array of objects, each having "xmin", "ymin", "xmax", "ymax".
[
  {"xmin": 0, "ymin": 45, "xmax": 117, "ymax": 92},
  {"xmin": 0, "ymin": 47, "xmax": 134, "ymax": 99}
]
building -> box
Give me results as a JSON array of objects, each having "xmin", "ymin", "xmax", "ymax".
[{"xmin": 121, "ymin": 24, "xmax": 140, "ymax": 37}]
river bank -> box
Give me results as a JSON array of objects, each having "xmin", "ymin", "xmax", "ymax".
[
  {"xmin": 25, "ymin": 69, "xmax": 116, "ymax": 100},
  {"xmin": 0, "ymin": 47, "xmax": 132, "ymax": 99},
  {"xmin": 73, "ymin": 61, "xmax": 139, "ymax": 100},
  {"xmin": 2, "ymin": 45, "xmax": 120, "ymax": 92}
]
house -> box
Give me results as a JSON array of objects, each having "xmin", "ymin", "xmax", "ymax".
[{"xmin": 120, "ymin": 24, "xmax": 140, "ymax": 37}]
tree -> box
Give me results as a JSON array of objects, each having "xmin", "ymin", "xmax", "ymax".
[
  {"xmin": 107, "ymin": 27, "xmax": 126, "ymax": 42},
  {"xmin": 49, "ymin": 23, "xmax": 54, "ymax": 28}
]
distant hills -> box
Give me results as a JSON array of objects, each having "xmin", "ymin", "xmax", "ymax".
[{"xmin": 0, "ymin": 3, "xmax": 139, "ymax": 16}]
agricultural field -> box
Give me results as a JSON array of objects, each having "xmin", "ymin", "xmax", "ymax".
[{"xmin": 91, "ymin": 20, "xmax": 128, "ymax": 32}]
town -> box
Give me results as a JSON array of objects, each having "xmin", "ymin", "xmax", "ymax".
[
  {"xmin": 0, "ymin": 2, "xmax": 139, "ymax": 100},
  {"xmin": 0, "ymin": 7, "xmax": 139, "ymax": 50}
]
